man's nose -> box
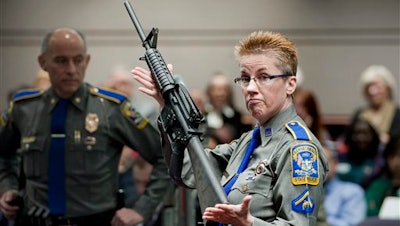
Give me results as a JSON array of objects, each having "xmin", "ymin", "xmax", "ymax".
[{"xmin": 66, "ymin": 60, "xmax": 77, "ymax": 73}]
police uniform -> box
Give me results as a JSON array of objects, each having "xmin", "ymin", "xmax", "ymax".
[
  {"xmin": 0, "ymin": 83, "xmax": 170, "ymax": 223},
  {"xmin": 182, "ymin": 105, "xmax": 328, "ymax": 226}
]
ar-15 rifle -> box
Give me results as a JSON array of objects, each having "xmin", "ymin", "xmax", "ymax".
[{"xmin": 123, "ymin": 0, "xmax": 228, "ymax": 216}]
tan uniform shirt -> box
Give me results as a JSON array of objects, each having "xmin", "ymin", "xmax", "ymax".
[{"xmin": 182, "ymin": 106, "xmax": 328, "ymax": 226}]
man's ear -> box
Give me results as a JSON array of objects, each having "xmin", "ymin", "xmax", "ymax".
[
  {"xmin": 85, "ymin": 54, "xmax": 91, "ymax": 65},
  {"xmin": 38, "ymin": 54, "xmax": 46, "ymax": 70},
  {"xmin": 287, "ymin": 76, "xmax": 297, "ymax": 95}
]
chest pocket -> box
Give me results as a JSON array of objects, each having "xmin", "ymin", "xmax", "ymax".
[
  {"xmin": 19, "ymin": 135, "xmax": 47, "ymax": 178},
  {"xmin": 68, "ymin": 109, "xmax": 112, "ymax": 177},
  {"xmin": 228, "ymin": 160, "xmax": 274, "ymax": 201}
]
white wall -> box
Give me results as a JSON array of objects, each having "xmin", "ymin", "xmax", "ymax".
[{"xmin": 1, "ymin": 0, "xmax": 399, "ymax": 115}]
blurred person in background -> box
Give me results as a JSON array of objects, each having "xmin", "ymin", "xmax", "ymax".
[
  {"xmin": 106, "ymin": 66, "xmax": 144, "ymax": 207},
  {"xmin": 107, "ymin": 66, "xmax": 159, "ymax": 123},
  {"xmin": 204, "ymin": 72, "xmax": 254, "ymax": 145},
  {"xmin": 106, "ymin": 66, "xmax": 168, "ymax": 226},
  {"xmin": 323, "ymin": 143, "xmax": 366, "ymax": 226},
  {"xmin": 293, "ymin": 87, "xmax": 332, "ymax": 143},
  {"xmin": 336, "ymin": 118, "xmax": 382, "ymax": 189},
  {"xmin": 189, "ymin": 88, "xmax": 206, "ymax": 114},
  {"xmin": 365, "ymin": 135, "xmax": 400, "ymax": 217},
  {"xmin": 33, "ymin": 69, "xmax": 51, "ymax": 90},
  {"xmin": 351, "ymin": 65, "xmax": 400, "ymax": 146},
  {"xmin": 106, "ymin": 67, "xmax": 159, "ymax": 191},
  {"xmin": 5, "ymin": 69, "xmax": 50, "ymax": 108},
  {"xmin": 189, "ymin": 88, "xmax": 218, "ymax": 149}
]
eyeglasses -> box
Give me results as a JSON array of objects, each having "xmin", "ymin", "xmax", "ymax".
[{"xmin": 234, "ymin": 74, "xmax": 290, "ymax": 88}]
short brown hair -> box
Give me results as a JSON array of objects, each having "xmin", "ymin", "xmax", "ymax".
[{"xmin": 234, "ymin": 31, "xmax": 298, "ymax": 76}]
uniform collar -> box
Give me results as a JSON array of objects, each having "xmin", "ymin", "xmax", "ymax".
[
  {"xmin": 258, "ymin": 105, "xmax": 297, "ymax": 145},
  {"xmin": 68, "ymin": 83, "xmax": 88, "ymax": 112},
  {"xmin": 46, "ymin": 83, "xmax": 88, "ymax": 113}
]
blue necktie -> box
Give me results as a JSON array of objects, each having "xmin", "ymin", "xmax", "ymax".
[
  {"xmin": 223, "ymin": 126, "xmax": 261, "ymax": 195},
  {"xmin": 216, "ymin": 127, "xmax": 261, "ymax": 226},
  {"xmin": 48, "ymin": 98, "xmax": 68, "ymax": 215}
]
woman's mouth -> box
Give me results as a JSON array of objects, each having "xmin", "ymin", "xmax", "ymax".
[{"xmin": 248, "ymin": 98, "xmax": 261, "ymax": 105}]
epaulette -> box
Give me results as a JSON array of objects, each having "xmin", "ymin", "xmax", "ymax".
[
  {"xmin": 90, "ymin": 87, "xmax": 127, "ymax": 104},
  {"xmin": 13, "ymin": 89, "xmax": 43, "ymax": 102},
  {"xmin": 285, "ymin": 121, "xmax": 312, "ymax": 141}
]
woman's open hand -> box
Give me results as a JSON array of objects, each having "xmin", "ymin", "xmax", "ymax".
[{"xmin": 202, "ymin": 195, "xmax": 254, "ymax": 226}]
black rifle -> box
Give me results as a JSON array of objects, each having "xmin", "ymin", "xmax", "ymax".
[{"xmin": 123, "ymin": 0, "xmax": 228, "ymax": 217}]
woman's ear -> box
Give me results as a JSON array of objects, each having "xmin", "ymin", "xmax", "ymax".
[{"xmin": 286, "ymin": 76, "xmax": 297, "ymax": 95}]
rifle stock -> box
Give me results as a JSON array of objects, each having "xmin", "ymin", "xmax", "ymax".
[{"xmin": 123, "ymin": 0, "xmax": 228, "ymax": 216}]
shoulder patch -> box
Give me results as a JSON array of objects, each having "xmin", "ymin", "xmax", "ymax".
[
  {"xmin": 90, "ymin": 87, "xmax": 127, "ymax": 104},
  {"xmin": 291, "ymin": 142, "xmax": 319, "ymax": 185},
  {"xmin": 121, "ymin": 101, "xmax": 149, "ymax": 129},
  {"xmin": 13, "ymin": 89, "xmax": 43, "ymax": 102},
  {"xmin": 285, "ymin": 121, "xmax": 312, "ymax": 141}
]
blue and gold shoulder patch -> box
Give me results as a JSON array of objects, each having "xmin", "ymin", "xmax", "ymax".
[
  {"xmin": 287, "ymin": 121, "xmax": 320, "ymax": 186},
  {"xmin": 90, "ymin": 87, "xmax": 127, "ymax": 104},
  {"xmin": 291, "ymin": 142, "xmax": 319, "ymax": 185},
  {"xmin": 285, "ymin": 121, "xmax": 312, "ymax": 141},
  {"xmin": 291, "ymin": 188, "xmax": 315, "ymax": 214},
  {"xmin": 121, "ymin": 101, "xmax": 149, "ymax": 129},
  {"xmin": 13, "ymin": 89, "xmax": 43, "ymax": 102}
]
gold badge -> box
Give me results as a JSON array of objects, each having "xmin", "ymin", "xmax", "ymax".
[{"xmin": 85, "ymin": 113, "xmax": 99, "ymax": 133}]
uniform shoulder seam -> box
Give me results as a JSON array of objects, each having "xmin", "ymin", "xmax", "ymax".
[
  {"xmin": 285, "ymin": 120, "xmax": 312, "ymax": 141},
  {"xmin": 90, "ymin": 87, "xmax": 128, "ymax": 104},
  {"xmin": 13, "ymin": 89, "xmax": 44, "ymax": 102}
]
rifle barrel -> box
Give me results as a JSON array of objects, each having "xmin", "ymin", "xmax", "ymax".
[{"xmin": 124, "ymin": 1, "xmax": 148, "ymax": 48}]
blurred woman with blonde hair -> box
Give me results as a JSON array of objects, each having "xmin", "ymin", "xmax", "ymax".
[
  {"xmin": 33, "ymin": 69, "xmax": 50, "ymax": 90},
  {"xmin": 353, "ymin": 65, "xmax": 400, "ymax": 145}
]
